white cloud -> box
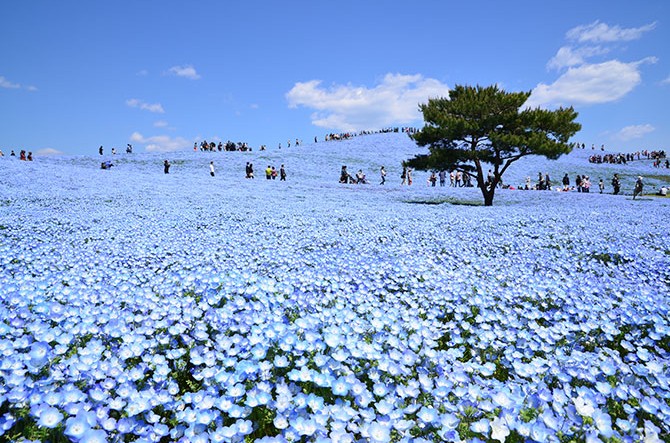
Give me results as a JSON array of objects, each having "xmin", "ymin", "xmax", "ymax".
[
  {"xmin": 36, "ymin": 148, "xmax": 63, "ymax": 156},
  {"xmin": 0, "ymin": 76, "xmax": 22, "ymax": 89},
  {"xmin": 136, "ymin": 69, "xmax": 149, "ymax": 76},
  {"xmin": 661, "ymin": 75, "xmax": 670, "ymax": 85},
  {"xmin": 527, "ymin": 58, "xmax": 656, "ymax": 108},
  {"xmin": 126, "ymin": 98, "xmax": 165, "ymax": 113},
  {"xmin": 566, "ymin": 21, "xmax": 656, "ymax": 43},
  {"xmin": 614, "ymin": 124, "xmax": 655, "ymax": 141},
  {"xmin": 167, "ymin": 65, "xmax": 201, "ymax": 80},
  {"xmin": 130, "ymin": 132, "xmax": 191, "ymax": 152},
  {"xmin": 153, "ymin": 120, "xmax": 169, "ymax": 128},
  {"xmin": 286, "ymin": 73, "xmax": 450, "ymax": 132}
]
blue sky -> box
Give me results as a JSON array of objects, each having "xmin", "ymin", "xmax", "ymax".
[{"xmin": 1, "ymin": 1, "xmax": 668, "ymax": 155}]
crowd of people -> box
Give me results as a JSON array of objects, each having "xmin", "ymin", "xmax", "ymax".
[
  {"xmin": 336, "ymin": 162, "xmax": 664, "ymax": 199},
  {"xmin": 325, "ymin": 127, "xmax": 418, "ymax": 142}
]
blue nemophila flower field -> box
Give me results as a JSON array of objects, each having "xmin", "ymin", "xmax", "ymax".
[{"xmin": 1, "ymin": 133, "xmax": 669, "ymax": 442}]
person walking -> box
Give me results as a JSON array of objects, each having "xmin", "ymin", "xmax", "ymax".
[
  {"xmin": 380, "ymin": 166, "xmax": 386, "ymax": 185},
  {"xmin": 280, "ymin": 164, "xmax": 286, "ymax": 181},
  {"xmin": 209, "ymin": 161, "xmax": 215, "ymax": 177},
  {"xmin": 164, "ymin": 160, "xmax": 170, "ymax": 174}
]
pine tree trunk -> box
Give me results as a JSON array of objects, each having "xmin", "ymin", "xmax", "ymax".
[{"xmin": 481, "ymin": 187, "xmax": 495, "ymax": 206}]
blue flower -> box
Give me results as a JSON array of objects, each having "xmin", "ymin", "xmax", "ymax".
[
  {"xmin": 367, "ymin": 421, "xmax": 391, "ymax": 442},
  {"xmin": 79, "ymin": 429, "xmax": 108, "ymax": 443},
  {"xmin": 65, "ymin": 415, "xmax": 91, "ymax": 439},
  {"xmin": 37, "ymin": 406, "xmax": 62, "ymax": 428}
]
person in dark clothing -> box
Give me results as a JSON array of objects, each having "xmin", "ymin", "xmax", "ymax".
[
  {"xmin": 562, "ymin": 174, "xmax": 570, "ymax": 191},
  {"xmin": 99, "ymin": 146, "xmax": 103, "ymax": 155},
  {"xmin": 280, "ymin": 165, "xmax": 286, "ymax": 181},
  {"xmin": 164, "ymin": 160, "xmax": 170, "ymax": 174},
  {"xmin": 633, "ymin": 176, "xmax": 644, "ymax": 199}
]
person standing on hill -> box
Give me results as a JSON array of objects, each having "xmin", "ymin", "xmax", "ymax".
[
  {"xmin": 429, "ymin": 172, "xmax": 437, "ymax": 187},
  {"xmin": 164, "ymin": 160, "xmax": 170, "ymax": 174},
  {"xmin": 99, "ymin": 146, "xmax": 103, "ymax": 155},
  {"xmin": 401, "ymin": 166, "xmax": 407, "ymax": 185},
  {"xmin": 280, "ymin": 164, "xmax": 286, "ymax": 181},
  {"xmin": 209, "ymin": 161, "xmax": 215, "ymax": 177},
  {"xmin": 633, "ymin": 176, "xmax": 644, "ymax": 199},
  {"xmin": 380, "ymin": 166, "xmax": 386, "ymax": 185},
  {"xmin": 611, "ymin": 174, "xmax": 620, "ymax": 195},
  {"xmin": 562, "ymin": 174, "xmax": 570, "ymax": 191}
]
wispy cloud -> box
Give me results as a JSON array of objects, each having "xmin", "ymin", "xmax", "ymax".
[
  {"xmin": 566, "ymin": 21, "xmax": 656, "ymax": 43},
  {"xmin": 130, "ymin": 132, "xmax": 191, "ymax": 152},
  {"xmin": 126, "ymin": 98, "xmax": 165, "ymax": 113},
  {"xmin": 547, "ymin": 46, "xmax": 610, "ymax": 70},
  {"xmin": 167, "ymin": 65, "xmax": 201, "ymax": 80},
  {"xmin": 661, "ymin": 75, "xmax": 670, "ymax": 85},
  {"xmin": 0, "ymin": 76, "xmax": 21, "ymax": 89},
  {"xmin": 286, "ymin": 73, "xmax": 450, "ymax": 132},
  {"xmin": 153, "ymin": 120, "xmax": 169, "ymax": 128},
  {"xmin": 614, "ymin": 124, "xmax": 655, "ymax": 141},
  {"xmin": 1, "ymin": 75, "xmax": 37, "ymax": 91}
]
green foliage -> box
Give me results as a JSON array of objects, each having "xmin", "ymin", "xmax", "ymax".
[
  {"xmin": 246, "ymin": 406, "xmax": 280, "ymax": 440},
  {"xmin": 588, "ymin": 252, "xmax": 632, "ymax": 266},
  {"xmin": 406, "ymin": 84, "xmax": 581, "ymax": 205},
  {"xmin": 519, "ymin": 406, "xmax": 540, "ymax": 423}
]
